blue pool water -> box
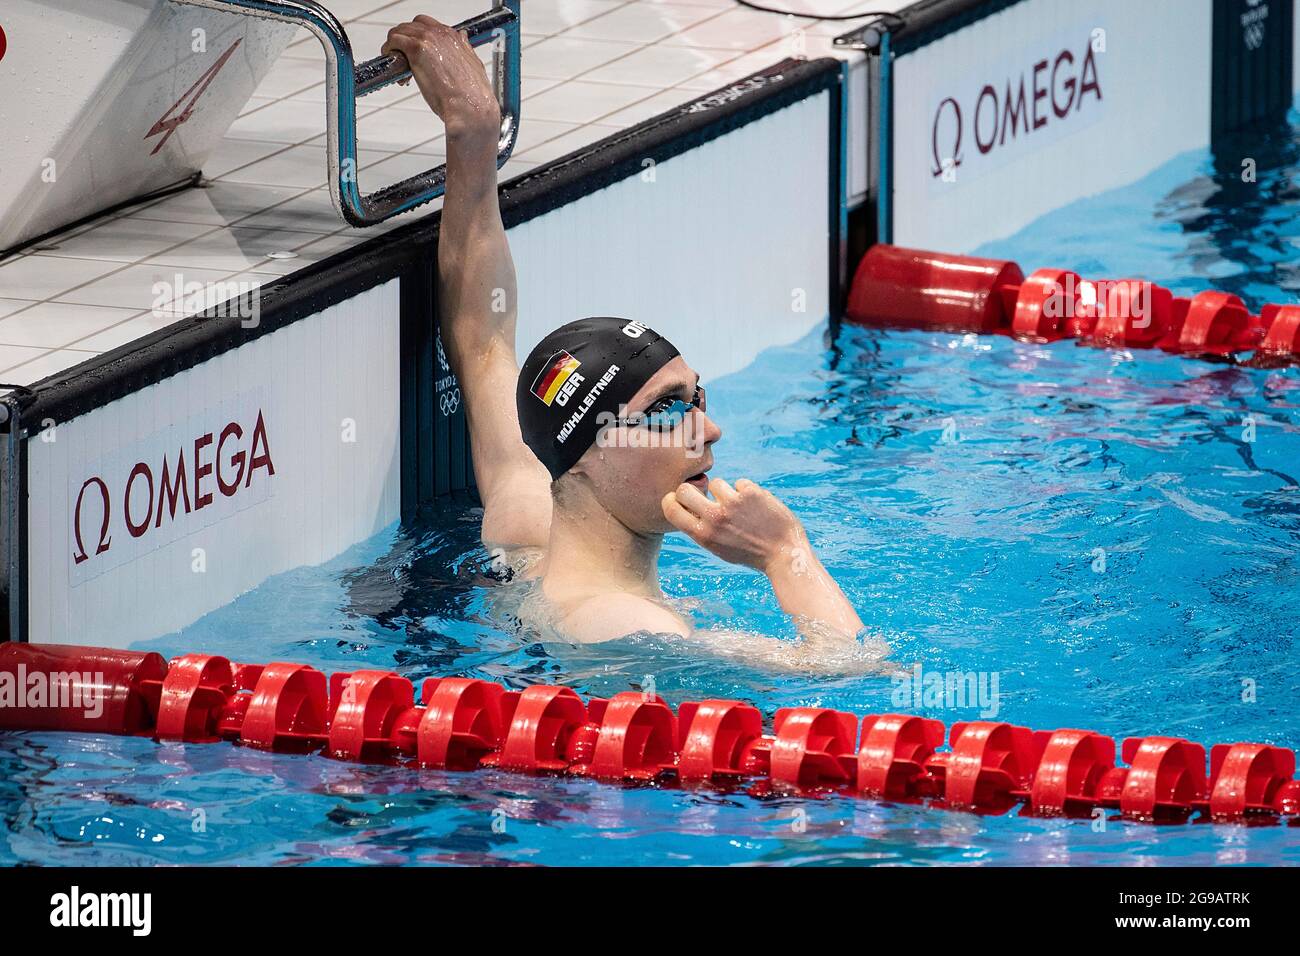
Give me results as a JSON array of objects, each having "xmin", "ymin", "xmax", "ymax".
[{"xmin": 4, "ymin": 126, "xmax": 1300, "ymax": 866}]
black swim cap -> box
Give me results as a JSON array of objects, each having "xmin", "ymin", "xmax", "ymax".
[{"xmin": 517, "ymin": 316, "xmax": 680, "ymax": 480}]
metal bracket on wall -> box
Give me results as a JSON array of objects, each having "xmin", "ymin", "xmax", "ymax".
[{"xmin": 172, "ymin": 0, "xmax": 521, "ymax": 226}]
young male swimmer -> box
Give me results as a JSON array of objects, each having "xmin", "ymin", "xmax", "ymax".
[{"xmin": 383, "ymin": 17, "xmax": 883, "ymax": 671}]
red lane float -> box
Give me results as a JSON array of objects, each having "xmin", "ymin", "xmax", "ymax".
[
  {"xmin": 769, "ymin": 707, "xmax": 858, "ymax": 790},
  {"xmin": 241, "ymin": 662, "xmax": 329, "ymax": 751},
  {"xmin": 418, "ymin": 677, "xmax": 506, "ymax": 770},
  {"xmin": 1, "ymin": 643, "xmax": 1297, "ymax": 827},
  {"xmin": 485, "ymin": 684, "xmax": 585, "ymax": 774},
  {"xmin": 326, "ymin": 670, "xmax": 414, "ymax": 762},
  {"xmin": 0, "ymin": 644, "xmax": 166, "ymax": 735},
  {"xmin": 156, "ymin": 653, "xmax": 234, "ymax": 743},
  {"xmin": 574, "ymin": 692, "xmax": 678, "ymax": 781},
  {"xmin": 928, "ymin": 721, "xmax": 1044, "ymax": 814},
  {"xmin": 845, "ymin": 244, "xmax": 1023, "ymax": 335},
  {"xmin": 676, "ymin": 699, "xmax": 764, "ymax": 782},
  {"xmin": 846, "ymin": 244, "xmax": 1300, "ymax": 367},
  {"xmin": 856, "ymin": 713, "xmax": 945, "ymax": 800},
  {"xmin": 1257, "ymin": 304, "xmax": 1300, "ymax": 365},
  {"xmin": 1028, "ymin": 729, "xmax": 1115, "ymax": 818},
  {"xmin": 1206, "ymin": 743, "xmax": 1296, "ymax": 822},
  {"xmin": 1116, "ymin": 737, "xmax": 1209, "ymax": 823},
  {"xmin": 1011, "ymin": 268, "xmax": 1093, "ymax": 342}
]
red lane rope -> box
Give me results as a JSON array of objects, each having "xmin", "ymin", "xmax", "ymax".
[
  {"xmin": 845, "ymin": 244, "xmax": 1300, "ymax": 367},
  {"xmin": 2, "ymin": 644, "xmax": 1297, "ymax": 825}
]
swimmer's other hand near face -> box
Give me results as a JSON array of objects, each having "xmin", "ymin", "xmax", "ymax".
[
  {"xmin": 381, "ymin": 16, "xmax": 501, "ymax": 144},
  {"xmin": 660, "ymin": 477, "xmax": 805, "ymax": 572},
  {"xmin": 661, "ymin": 477, "xmax": 866, "ymax": 642}
]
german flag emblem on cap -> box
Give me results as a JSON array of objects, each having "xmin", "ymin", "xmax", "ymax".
[{"xmin": 530, "ymin": 350, "xmax": 582, "ymax": 406}]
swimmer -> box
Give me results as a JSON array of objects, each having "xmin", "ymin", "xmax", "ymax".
[{"xmin": 383, "ymin": 18, "xmax": 881, "ymax": 671}]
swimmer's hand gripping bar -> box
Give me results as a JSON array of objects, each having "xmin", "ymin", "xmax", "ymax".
[{"xmin": 171, "ymin": 0, "xmax": 521, "ymax": 226}]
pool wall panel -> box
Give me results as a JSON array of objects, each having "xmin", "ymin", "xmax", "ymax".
[
  {"xmin": 845, "ymin": 56, "xmax": 871, "ymax": 208},
  {"xmin": 508, "ymin": 91, "xmax": 833, "ymax": 382},
  {"xmin": 24, "ymin": 281, "xmax": 402, "ymax": 648},
  {"xmin": 887, "ymin": 0, "xmax": 1213, "ymax": 252},
  {"xmin": 1211, "ymin": 0, "xmax": 1295, "ymax": 137}
]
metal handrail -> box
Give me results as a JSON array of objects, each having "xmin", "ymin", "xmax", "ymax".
[{"xmin": 171, "ymin": 0, "xmax": 520, "ymax": 225}]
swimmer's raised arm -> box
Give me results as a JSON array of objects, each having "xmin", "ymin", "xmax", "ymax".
[
  {"xmin": 383, "ymin": 18, "xmax": 552, "ymax": 551},
  {"xmin": 661, "ymin": 478, "xmax": 866, "ymax": 641}
]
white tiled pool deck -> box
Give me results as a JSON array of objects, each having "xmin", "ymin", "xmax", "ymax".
[{"xmin": 0, "ymin": 0, "xmax": 898, "ymax": 388}]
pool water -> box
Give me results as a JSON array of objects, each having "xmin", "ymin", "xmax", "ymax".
[{"xmin": 4, "ymin": 123, "xmax": 1300, "ymax": 867}]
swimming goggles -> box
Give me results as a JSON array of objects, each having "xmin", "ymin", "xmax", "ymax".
[{"xmin": 619, "ymin": 384, "xmax": 706, "ymax": 431}]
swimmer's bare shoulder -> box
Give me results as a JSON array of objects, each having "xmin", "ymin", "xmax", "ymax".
[
  {"xmin": 559, "ymin": 593, "xmax": 691, "ymax": 644},
  {"xmin": 502, "ymin": 552, "xmax": 689, "ymax": 642}
]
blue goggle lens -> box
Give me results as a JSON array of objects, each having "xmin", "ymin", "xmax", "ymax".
[{"xmin": 632, "ymin": 385, "xmax": 705, "ymax": 431}]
